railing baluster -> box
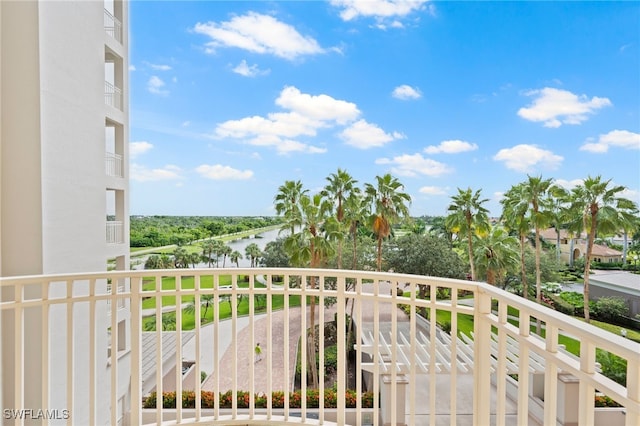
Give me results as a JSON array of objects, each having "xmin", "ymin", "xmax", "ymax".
[
  {"xmin": 473, "ymin": 289, "xmax": 492, "ymax": 426},
  {"xmin": 66, "ymin": 280, "xmax": 74, "ymax": 426},
  {"xmin": 130, "ymin": 276, "xmax": 142, "ymax": 426},
  {"xmin": 194, "ymin": 274, "xmax": 202, "ymax": 422},
  {"xmin": 336, "ymin": 275, "xmax": 346, "ymax": 426},
  {"xmin": 175, "ymin": 276, "xmax": 182, "ymax": 424},
  {"xmin": 41, "ymin": 281, "xmax": 50, "ymax": 420}
]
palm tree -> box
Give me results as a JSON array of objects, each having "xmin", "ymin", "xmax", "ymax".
[
  {"xmin": 201, "ymin": 240, "xmax": 216, "ymax": 267},
  {"xmin": 473, "ymin": 226, "xmax": 519, "ymax": 286},
  {"xmin": 364, "ymin": 174, "xmax": 411, "ymax": 272},
  {"xmin": 520, "ymin": 175, "xmax": 553, "ymax": 308},
  {"xmin": 220, "ymin": 244, "xmax": 232, "ymax": 267},
  {"xmin": 501, "ymin": 183, "xmax": 531, "ymax": 298},
  {"xmin": 185, "ymin": 294, "xmax": 215, "ymax": 321},
  {"xmin": 245, "ymin": 243, "xmax": 262, "ymax": 267},
  {"xmin": 445, "ymin": 188, "xmax": 490, "ymax": 281},
  {"xmin": 230, "ymin": 250, "xmax": 243, "ymax": 267},
  {"xmin": 567, "ymin": 175, "xmax": 638, "ymax": 322},
  {"xmin": 321, "ymin": 169, "xmax": 359, "ymax": 269},
  {"xmin": 343, "ymin": 191, "xmax": 369, "ymax": 270},
  {"xmin": 274, "ymin": 180, "xmax": 308, "ymax": 237},
  {"xmin": 282, "ymin": 193, "xmax": 335, "ymax": 389},
  {"xmin": 144, "ymin": 313, "xmax": 176, "ymax": 331}
]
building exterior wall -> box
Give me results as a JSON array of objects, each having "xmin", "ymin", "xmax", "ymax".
[{"xmin": 0, "ymin": 1, "xmax": 129, "ymax": 423}]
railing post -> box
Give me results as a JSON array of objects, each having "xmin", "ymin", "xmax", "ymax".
[
  {"xmin": 626, "ymin": 360, "xmax": 640, "ymax": 426},
  {"xmin": 129, "ymin": 277, "xmax": 142, "ymax": 426},
  {"xmin": 473, "ymin": 289, "xmax": 492, "ymax": 426}
]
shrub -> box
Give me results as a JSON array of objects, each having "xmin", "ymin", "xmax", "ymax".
[
  {"xmin": 143, "ymin": 389, "xmax": 375, "ymax": 409},
  {"xmin": 594, "ymin": 394, "xmax": 623, "ymax": 407},
  {"xmin": 547, "ymin": 294, "xmax": 575, "ymax": 316},
  {"xmin": 592, "ymin": 297, "xmax": 629, "ymax": 323}
]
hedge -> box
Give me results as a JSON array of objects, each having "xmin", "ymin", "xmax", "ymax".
[{"xmin": 143, "ymin": 389, "xmax": 374, "ymax": 409}]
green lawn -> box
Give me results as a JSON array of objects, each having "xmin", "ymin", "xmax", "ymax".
[{"xmin": 141, "ymin": 275, "xmax": 302, "ymax": 330}]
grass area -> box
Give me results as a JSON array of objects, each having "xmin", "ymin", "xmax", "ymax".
[
  {"xmin": 142, "ymin": 293, "xmax": 302, "ymax": 331},
  {"xmin": 141, "ymin": 274, "xmax": 302, "ymax": 330}
]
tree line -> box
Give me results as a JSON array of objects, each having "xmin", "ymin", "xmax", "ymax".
[{"xmin": 130, "ymin": 215, "xmax": 281, "ymax": 247}]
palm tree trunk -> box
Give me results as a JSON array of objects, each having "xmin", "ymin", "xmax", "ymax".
[
  {"xmin": 376, "ymin": 237, "xmax": 383, "ymax": 272},
  {"xmin": 520, "ymin": 233, "xmax": 528, "ymax": 299},
  {"xmin": 535, "ymin": 227, "xmax": 542, "ymax": 334},
  {"xmin": 584, "ymin": 218, "xmax": 598, "ymax": 323},
  {"xmin": 467, "ymin": 228, "xmax": 475, "ymax": 280}
]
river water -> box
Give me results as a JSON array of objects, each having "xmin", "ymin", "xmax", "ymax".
[
  {"xmin": 224, "ymin": 227, "xmax": 283, "ymax": 267},
  {"xmin": 132, "ymin": 227, "xmax": 285, "ymax": 270}
]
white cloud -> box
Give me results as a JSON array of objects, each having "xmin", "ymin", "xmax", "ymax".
[
  {"xmin": 129, "ymin": 65, "xmax": 136, "ymax": 71},
  {"xmin": 330, "ymin": 0, "xmax": 430, "ymax": 22},
  {"xmin": 276, "ymin": 86, "xmax": 360, "ymax": 124},
  {"xmin": 552, "ymin": 178, "xmax": 584, "ymax": 191},
  {"xmin": 419, "ymin": 186, "xmax": 448, "ymax": 195},
  {"xmin": 145, "ymin": 62, "xmax": 172, "ymax": 71},
  {"xmin": 129, "ymin": 141, "xmax": 153, "ymax": 159},
  {"xmin": 131, "ymin": 164, "xmax": 183, "ymax": 182},
  {"xmin": 424, "ymin": 139, "xmax": 478, "ymax": 154},
  {"xmin": 193, "ymin": 12, "xmax": 324, "ymax": 60},
  {"xmin": 196, "ymin": 164, "xmax": 253, "ymax": 180},
  {"xmin": 214, "ymin": 86, "xmax": 360, "ymax": 154},
  {"xmin": 392, "ymin": 84, "xmax": 422, "ymax": 100},
  {"xmin": 375, "ymin": 153, "xmax": 452, "ymax": 177},
  {"xmin": 232, "ymin": 59, "xmax": 270, "ymax": 77},
  {"xmin": 517, "ymin": 87, "xmax": 611, "ymax": 128},
  {"xmin": 580, "ymin": 130, "xmax": 640, "ymax": 153},
  {"xmin": 493, "ymin": 144, "xmax": 563, "ymax": 173},
  {"xmin": 147, "ymin": 76, "xmax": 169, "ymax": 96},
  {"xmin": 340, "ymin": 119, "xmax": 404, "ymax": 149}
]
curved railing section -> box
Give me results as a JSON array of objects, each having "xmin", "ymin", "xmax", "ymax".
[{"xmin": 0, "ymin": 268, "xmax": 638, "ymax": 426}]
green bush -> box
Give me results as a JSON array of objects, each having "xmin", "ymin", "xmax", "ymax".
[
  {"xmin": 547, "ymin": 294, "xmax": 576, "ymax": 316},
  {"xmin": 592, "ymin": 297, "xmax": 629, "ymax": 323}
]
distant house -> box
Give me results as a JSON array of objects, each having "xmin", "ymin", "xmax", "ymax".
[
  {"xmin": 539, "ymin": 228, "xmax": 623, "ymax": 265},
  {"xmin": 589, "ymin": 270, "xmax": 640, "ymax": 317}
]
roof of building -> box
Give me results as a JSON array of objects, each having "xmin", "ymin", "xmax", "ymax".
[
  {"xmin": 589, "ymin": 270, "xmax": 640, "ymax": 295},
  {"xmin": 141, "ymin": 331, "xmax": 195, "ymax": 383},
  {"xmin": 591, "ymin": 244, "xmax": 623, "ymax": 257}
]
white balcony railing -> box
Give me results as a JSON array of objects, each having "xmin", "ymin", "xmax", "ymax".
[
  {"xmin": 0, "ymin": 268, "xmax": 638, "ymax": 426},
  {"xmin": 105, "ymin": 81, "xmax": 123, "ymax": 111},
  {"xmin": 106, "ymin": 220, "xmax": 124, "ymax": 244},
  {"xmin": 105, "ymin": 152, "xmax": 124, "ymax": 178},
  {"xmin": 104, "ymin": 8, "xmax": 123, "ymax": 43}
]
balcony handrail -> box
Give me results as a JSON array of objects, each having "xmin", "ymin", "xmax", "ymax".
[
  {"xmin": 105, "ymin": 151, "xmax": 124, "ymax": 177},
  {"xmin": 105, "ymin": 220, "xmax": 124, "ymax": 244},
  {"xmin": 0, "ymin": 268, "xmax": 638, "ymax": 426},
  {"xmin": 104, "ymin": 8, "xmax": 123, "ymax": 43},
  {"xmin": 104, "ymin": 80, "xmax": 123, "ymax": 110}
]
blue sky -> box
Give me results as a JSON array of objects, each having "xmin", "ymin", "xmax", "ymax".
[{"xmin": 129, "ymin": 1, "xmax": 640, "ymax": 217}]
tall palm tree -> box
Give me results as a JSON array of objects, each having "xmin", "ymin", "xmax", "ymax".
[
  {"xmin": 274, "ymin": 180, "xmax": 308, "ymax": 237},
  {"xmin": 473, "ymin": 225, "xmax": 519, "ymax": 286},
  {"xmin": 521, "ymin": 175, "xmax": 554, "ymax": 308},
  {"xmin": 343, "ymin": 191, "xmax": 369, "ymax": 270},
  {"xmin": 567, "ymin": 175, "xmax": 638, "ymax": 322},
  {"xmin": 501, "ymin": 183, "xmax": 531, "ymax": 298},
  {"xmin": 321, "ymin": 169, "xmax": 359, "ymax": 269},
  {"xmin": 282, "ymin": 193, "xmax": 335, "ymax": 389},
  {"xmin": 445, "ymin": 188, "xmax": 489, "ymax": 281},
  {"xmin": 364, "ymin": 174, "xmax": 411, "ymax": 272}
]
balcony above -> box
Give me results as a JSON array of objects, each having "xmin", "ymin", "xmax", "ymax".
[
  {"xmin": 0, "ymin": 268, "xmax": 638, "ymax": 425},
  {"xmin": 104, "ymin": 8, "xmax": 123, "ymax": 44}
]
